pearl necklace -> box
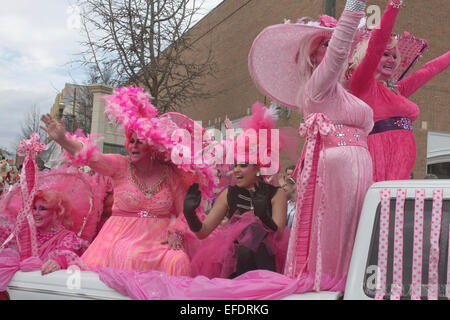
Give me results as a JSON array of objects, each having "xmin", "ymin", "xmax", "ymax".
[{"xmin": 37, "ymin": 225, "xmax": 64, "ymax": 245}]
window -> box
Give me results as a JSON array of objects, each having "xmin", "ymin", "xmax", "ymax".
[
  {"xmin": 427, "ymin": 131, "xmax": 450, "ymax": 178},
  {"xmin": 103, "ymin": 143, "xmax": 127, "ymax": 155},
  {"xmin": 363, "ymin": 198, "xmax": 449, "ymax": 299}
]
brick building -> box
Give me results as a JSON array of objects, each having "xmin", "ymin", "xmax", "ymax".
[{"xmin": 179, "ymin": 0, "xmax": 450, "ymax": 179}]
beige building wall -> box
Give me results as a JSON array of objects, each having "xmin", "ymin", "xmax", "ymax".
[
  {"xmin": 88, "ymin": 84, "xmax": 127, "ymax": 154},
  {"xmin": 50, "ymin": 83, "xmax": 126, "ymax": 154},
  {"xmin": 178, "ymin": 0, "xmax": 449, "ymax": 179}
]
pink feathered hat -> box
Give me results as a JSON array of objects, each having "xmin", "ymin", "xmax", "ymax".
[
  {"xmin": 248, "ymin": 16, "xmax": 337, "ymax": 109},
  {"xmin": 102, "ymin": 86, "xmax": 218, "ymax": 206}
]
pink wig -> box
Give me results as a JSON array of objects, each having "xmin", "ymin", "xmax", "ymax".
[
  {"xmin": 234, "ymin": 102, "xmax": 299, "ymax": 172},
  {"xmin": 33, "ymin": 189, "xmax": 73, "ymax": 229}
]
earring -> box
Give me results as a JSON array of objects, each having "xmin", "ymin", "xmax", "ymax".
[
  {"xmin": 311, "ymin": 57, "xmax": 317, "ymax": 69},
  {"xmin": 256, "ymin": 172, "xmax": 260, "ymax": 177}
]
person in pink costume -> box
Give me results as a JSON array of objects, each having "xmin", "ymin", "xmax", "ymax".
[
  {"xmin": 349, "ymin": 0, "xmax": 450, "ymax": 182},
  {"xmin": 0, "ymin": 135, "xmax": 89, "ymax": 293},
  {"xmin": 249, "ymin": 0, "xmax": 373, "ymax": 291},
  {"xmin": 0, "ymin": 190, "xmax": 88, "ymax": 277},
  {"xmin": 79, "ymin": 2, "xmax": 374, "ymax": 300},
  {"xmin": 40, "ymin": 87, "xmax": 217, "ymax": 276},
  {"xmin": 183, "ymin": 102, "xmax": 295, "ymax": 279}
]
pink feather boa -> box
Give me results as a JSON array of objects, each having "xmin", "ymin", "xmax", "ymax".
[{"xmin": 60, "ymin": 129, "xmax": 101, "ymax": 167}]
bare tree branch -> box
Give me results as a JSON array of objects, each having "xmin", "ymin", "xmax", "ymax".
[{"xmin": 73, "ymin": 0, "xmax": 217, "ymax": 113}]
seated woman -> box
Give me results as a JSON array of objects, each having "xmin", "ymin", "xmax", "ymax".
[
  {"xmin": 40, "ymin": 87, "xmax": 217, "ymax": 276},
  {"xmin": 184, "ymin": 102, "xmax": 293, "ymax": 279},
  {"xmin": 28, "ymin": 189, "xmax": 88, "ymax": 274},
  {"xmin": 0, "ymin": 186, "xmax": 89, "ymax": 294}
]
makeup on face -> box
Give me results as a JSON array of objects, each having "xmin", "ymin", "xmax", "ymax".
[
  {"xmin": 376, "ymin": 47, "xmax": 398, "ymax": 81},
  {"xmin": 311, "ymin": 36, "xmax": 331, "ymax": 66},
  {"xmin": 33, "ymin": 199, "xmax": 56, "ymax": 233},
  {"xmin": 234, "ymin": 163, "xmax": 259, "ymax": 188},
  {"xmin": 128, "ymin": 133, "xmax": 152, "ymax": 164}
]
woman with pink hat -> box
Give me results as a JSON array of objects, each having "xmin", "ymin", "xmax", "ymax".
[
  {"xmin": 349, "ymin": 0, "xmax": 450, "ymax": 182},
  {"xmin": 40, "ymin": 87, "xmax": 217, "ymax": 276},
  {"xmin": 249, "ymin": 0, "xmax": 373, "ymax": 291},
  {"xmin": 183, "ymin": 102, "xmax": 296, "ymax": 279}
]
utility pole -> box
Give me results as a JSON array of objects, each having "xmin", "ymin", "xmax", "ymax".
[
  {"xmin": 325, "ymin": 0, "xmax": 336, "ymax": 17},
  {"xmin": 72, "ymin": 87, "xmax": 77, "ymax": 133}
]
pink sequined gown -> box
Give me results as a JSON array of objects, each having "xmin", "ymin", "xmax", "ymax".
[
  {"xmin": 285, "ymin": 9, "xmax": 374, "ymax": 291},
  {"xmin": 350, "ymin": 4, "xmax": 450, "ymax": 182},
  {"xmin": 79, "ymin": 153, "xmax": 191, "ymax": 276}
]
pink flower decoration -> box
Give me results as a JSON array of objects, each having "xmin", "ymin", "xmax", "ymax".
[
  {"xmin": 319, "ymin": 15, "xmax": 337, "ymax": 28},
  {"xmin": 17, "ymin": 133, "xmax": 46, "ymax": 156}
]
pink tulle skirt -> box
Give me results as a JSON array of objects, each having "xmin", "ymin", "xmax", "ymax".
[{"xmin": 189, "ymin": 211, "xmax": 290, "ymax": 279}]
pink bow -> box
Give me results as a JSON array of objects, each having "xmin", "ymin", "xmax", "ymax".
[
  {"xmin": 319, "ymin": 15, "xmax": 338, "ymax": 28},
  {"xmin": 299, "ymin": 113, "xmax": 335, "ymax": 138},
  {"xmin": 16, "ymin": 133, "xmax": 46, "ymax": 156},
  {"xmin": 0, "ymin": 249, "xmax": 43, "ymax": 291}
]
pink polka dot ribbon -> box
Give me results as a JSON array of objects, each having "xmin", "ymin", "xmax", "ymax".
[
  {"xmin": 391, "ymin": 188, "xmax": 406, "ymax": 300},
  {"xmin": 411, "ymin": 188, "xmax": 425, "ymax": 300},
  {"xmin": 0, "ymin": 134, "xmax": 45, "ymax": 257},
  {"xmin": 298, "ymin": 113, "xmax": 336, "ymax": 139},
  {"xmin": 313, "ymin": 175, "xmax": 326, "ymax": 291},
  {"xmin": 428, "ymin": 189, "xmax": 443, "ymax": 300},
  {"xmin": 284, "ymin": 113, "xmax": 335, "ymax": 281},
  {"xmin": 375, "ymin": 188, "xmax": 391, "ymax": 300}
]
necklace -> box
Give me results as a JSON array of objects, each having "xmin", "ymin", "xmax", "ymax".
[
  {"xmin": 384, "ymin": 79, "xmax": 399, "ymax": 93},
  {"xmin": 37, "ymin": 225, "xmax": 64, "ymax": 245},
  {"xmin": 129, "ymin": 160, "xmax": 168, "ymax": 199}
]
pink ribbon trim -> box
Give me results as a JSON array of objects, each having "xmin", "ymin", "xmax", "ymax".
[
  {"xmin": 375, "ymin": 188, "xmax": 390, "ymax": 300},
  {"xmin": 428, "ymin": 189, "xmax": 443, "ymax": 300},
  {"xmin": 411, "ymin": 189, "xmax": 425, "ymax": 300},
  {"xmin": 390, "ymin": 188, "xmax": 406, "ymax": 300},
  {"xmin": 284, "ymin": 113, "xmax": 335, "ymax": 281}
]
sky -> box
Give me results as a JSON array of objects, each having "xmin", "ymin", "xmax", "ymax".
[{"xmin": 0, "ymin": 0, "xmax": 223, "ymax": 154}]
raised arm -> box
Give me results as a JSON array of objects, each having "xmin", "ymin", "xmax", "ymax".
[
  {"xmin": 40, "ymin": 113, "xmax": 122, "ymax": 177},
  {"xmin": 40, "ymin": 114, "xmax": 82, "ymax": 157},
  {"xmin": 350, "ymin": 1, "xmax": 401, "ymax": 94},
  {"xmin": 183, "ymin": 184, "xmax": 229, "ymax": 240},
  {"xmin": 397, "ymin": 51, "xmax": 450, "ymax": 97},
  {"xmin": 308, "ymin": 0, "xmax": 367, "ymax": 100}
]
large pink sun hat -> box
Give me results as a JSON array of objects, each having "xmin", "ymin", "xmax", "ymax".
[{"xmin": 248, "ymin": 16, "xmax": 337, "ymax": 109}]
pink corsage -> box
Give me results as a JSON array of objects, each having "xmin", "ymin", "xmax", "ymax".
[
  {"xmin": 60, "ymin": 129, "xmax": 101, "ymax": 167},
  {"xmin": 319, "ymin": 15, "xmax": 338, "ymax": 28}
]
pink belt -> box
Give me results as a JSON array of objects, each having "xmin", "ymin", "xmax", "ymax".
[
  {"xmin": 322, "ymin": 124, "xmax": 368, "ymax": 149},
  {"xmin": 112, "ymin": 210, "xmax": 171, "ymax": 219}
]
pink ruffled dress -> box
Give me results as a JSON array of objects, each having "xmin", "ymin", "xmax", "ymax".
[
  {"xmin": 349, "ymin": 4, "xmax": 450, "ymax": 182},
  {"xmin": 284, "ymin": 9, "xmax": 374, "ymax": 291},
  {"xmin": 79, "ymin": 152, "xmax": 192, "ymax": 276}
]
